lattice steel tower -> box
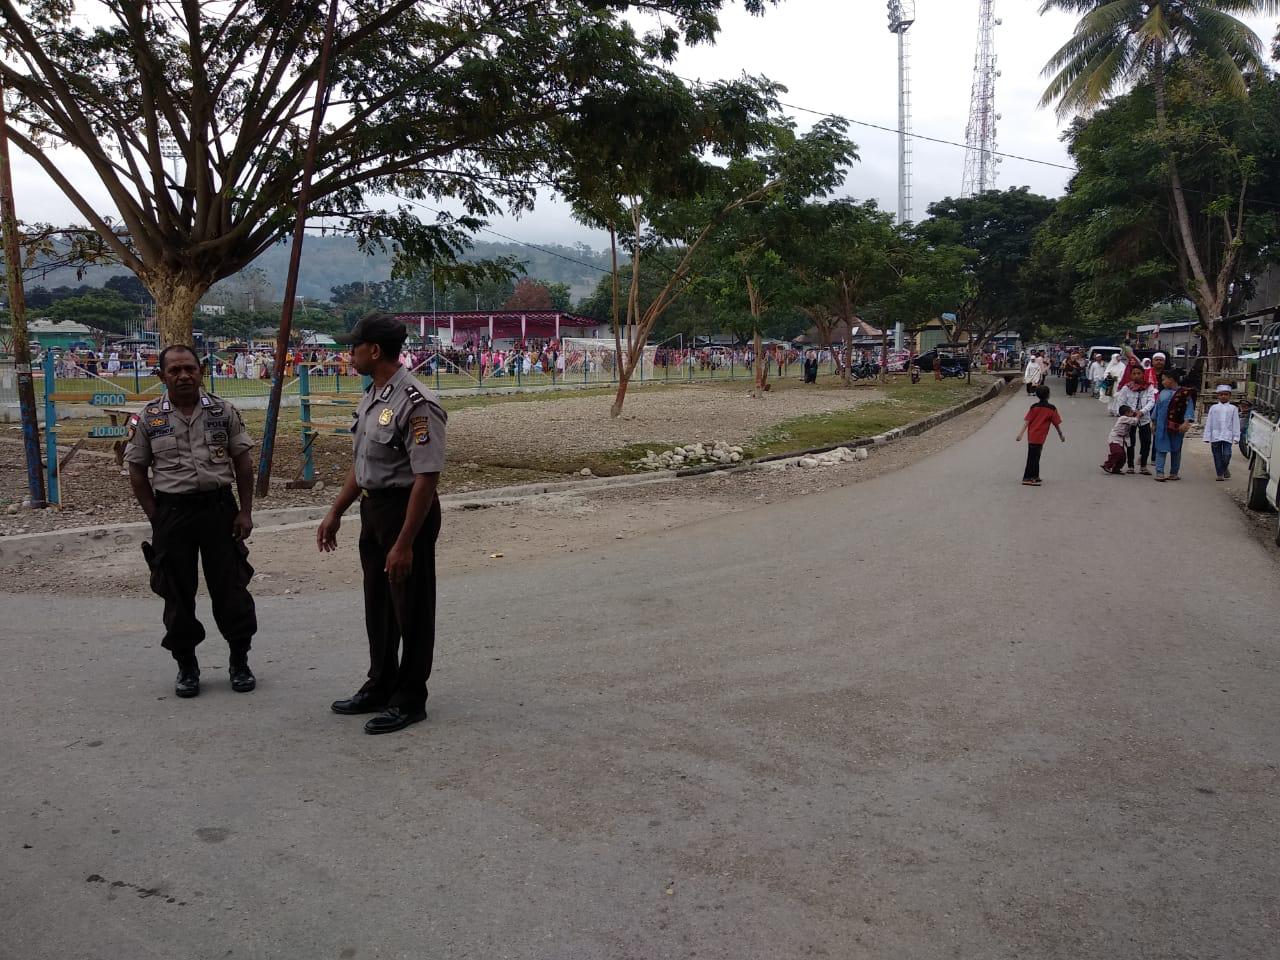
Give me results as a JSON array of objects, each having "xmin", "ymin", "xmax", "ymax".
[
  {"xmin": 887, "ymin": 1, "xmax": 916, "ymax": 224},
  {"xmin": 962, "ymin": 0, "xmax": 1001, "ymax": 197}
]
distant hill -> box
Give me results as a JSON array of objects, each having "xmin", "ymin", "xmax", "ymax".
[{"xmin": 24, "ymin": 236, "xmax": 611, "ymax": 303}]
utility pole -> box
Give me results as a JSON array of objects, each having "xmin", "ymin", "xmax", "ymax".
[
  {"xmin": 0, "ymin": 75, "xmax": 47, "ymax": 508},
  {"xmin": 886, "ymin": 1, "xmax": 916, "ymax": 226},
  {"xmin": 256, "ymin": 0, "xmax": 341, "ymax": 497}
]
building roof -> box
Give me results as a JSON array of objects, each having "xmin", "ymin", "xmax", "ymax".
[
  {"xmin": 801, "ymin": 318, "xmax": 883, "ymax": 343},
  {"xmin": 28, "ymin": 319, "xmax": 94, "ymax": 334},
  {"xmin": 392, "ymin": 311, "xmax": 602, "ymax": 339}
]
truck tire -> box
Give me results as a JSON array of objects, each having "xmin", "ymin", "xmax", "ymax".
[{"xmin": 1246, "ymin": 454, "xmax": 1272, "ymax": 512}]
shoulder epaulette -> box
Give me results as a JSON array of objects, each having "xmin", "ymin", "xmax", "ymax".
[{"xmin": 404, "ymin": 383, "xmax": 427, "ymax": 408}]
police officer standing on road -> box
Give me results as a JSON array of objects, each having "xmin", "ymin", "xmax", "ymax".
[
  {"xmin": 317, "ymin": 314, "xmax": 447, "ymax": 735},
  {"xmin": 124, "ymin": 344, "xmax": 258, "ymax": 698}
]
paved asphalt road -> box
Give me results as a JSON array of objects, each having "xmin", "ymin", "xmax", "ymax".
[{"xmin": 3, "ymin": 385, "xmax": 1278, "ymax": 960}]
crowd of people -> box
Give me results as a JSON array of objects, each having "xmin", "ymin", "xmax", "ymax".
[{"xmin": 1017, "ymin": 343, "xmax": 1246, "ymax": 486}]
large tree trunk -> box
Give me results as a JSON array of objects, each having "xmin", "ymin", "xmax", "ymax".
[
  {"xmin": 145, "ymin": 271, "xmax": 209, "ymax": 346},
  {"xmin": 1206, "ymin": 320, "xmax": 1237, "ymax": 371},
  {"xmin": 1153, "ymin": 52, "xmax": 1223, "ymax": 348}
]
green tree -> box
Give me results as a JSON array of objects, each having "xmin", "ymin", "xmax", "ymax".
[
  {"xmin": 562, "ymin": 72, "xmax": 855, "ymax": 414},
  {"xmin": 0, "ymin": 0, "xmax": 770, "ymax": 345},
  {"xmin": 918, "ymin": 188, "xmax": 1058, "ymax": 357},
  {"xmin": 1038, "ymin": 66, "xmax": 1280, "ymax": 348},
  {"xmin": 782, "ymin": 200, "xmax": 912, "ymax": 383},
  {"xmin": 36, "ymin": 290, "xmax": 141, "ymax": 340},
  {"xmin": 1039, "ymin": 0, "xmax": 1280, "ymax": 363}
]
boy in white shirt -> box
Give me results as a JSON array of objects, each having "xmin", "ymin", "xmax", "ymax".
[
  {"xmin": 1115, "ymin": 367, "xmax": 1158, "ymax": 474},
  {"xmin": 1203, "ymin": 385, "xmax": 1242, "ymax": 480}
]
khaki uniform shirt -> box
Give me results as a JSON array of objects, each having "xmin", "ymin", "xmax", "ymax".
[
  {"xmin": 352, "ymin": 365, "xmax": 447, "ymax": 489},
  {"xmin": 123, "ymin": 393, "xmax": 255, "ymax": 494}
]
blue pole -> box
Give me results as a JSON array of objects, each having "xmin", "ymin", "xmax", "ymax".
[
  {"xmin": 42, "ymin": 350, "xmax": 59, "ymax": 505},
  {"xmin": 133, "ymin": 350, "xmax": 141, "ymax": 394}
]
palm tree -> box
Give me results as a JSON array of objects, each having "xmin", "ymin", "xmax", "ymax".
[{"xmin": 1039, "ymin": 0, "xmax": 1278, "ymax": 365}]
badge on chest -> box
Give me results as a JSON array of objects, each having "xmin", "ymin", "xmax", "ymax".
[{"xmin": 377, "ymin": 407, "xmax": 394, "ymax": 426}]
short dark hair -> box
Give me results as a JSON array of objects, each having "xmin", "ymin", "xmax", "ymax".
[
  {"xmin": 1035, "ymin": 385, "xmax": 1050, "ymax": 401},
  {"xmin": 159, "ymin": 344, "xmax": 199, "ymax": 372},
  {"xmin": 1118, "ymin": 404, "xmax": 1134, "ymax": 416}
]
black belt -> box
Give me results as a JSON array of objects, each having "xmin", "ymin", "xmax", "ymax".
[
  {"xmin": 361, "ymin": 486, "xmax": 412, "ymax": 500},
  {"xmin": 156, "ymin": 487, "xmax": 231, "ymax": 504}
]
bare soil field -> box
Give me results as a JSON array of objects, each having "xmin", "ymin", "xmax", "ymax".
[
  {"xmin": 0, "ymin": 377, "xmax": 984, "ymax": 536},
  {"xmin": 0, "ymin": 389, "xmax": 1012, "ymax": 599}
]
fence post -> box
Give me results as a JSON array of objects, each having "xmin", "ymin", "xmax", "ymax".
[
  {"xmin": 42, "ymin": 349, "xmax": 59, "ymax": 505},
  {"xmin": 207, "ymin": 352, "xmax": 216, "ymax": 394},
  {"xmin": 133, "ymin": 351, "xmax": 141, "ymax": 394},
  {"xmin": 298, "ymin": 364, "xmax": 314, "ymax": 483}
]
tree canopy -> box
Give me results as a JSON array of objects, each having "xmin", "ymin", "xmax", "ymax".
[
  {"xmin": 919, "ymin": 188, "xmax": 1058, "ymax": 347},
  {"xmin": 0, "ymin": 0, "xmax": 774, "ymax": 344}
]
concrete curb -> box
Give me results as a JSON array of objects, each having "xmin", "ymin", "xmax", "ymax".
[{"xmin": 0, "ymin": 379, "xmax": 1008, "ymax": 554}]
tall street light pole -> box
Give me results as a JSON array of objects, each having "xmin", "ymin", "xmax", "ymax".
[{"xmin": 0, "ymin": 75, "xmax": 47, "ymax": 508}]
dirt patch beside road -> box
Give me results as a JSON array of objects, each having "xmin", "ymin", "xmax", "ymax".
[{"xmin": 2, "ymin": 378, "xmax": 984, "ymax": 534}]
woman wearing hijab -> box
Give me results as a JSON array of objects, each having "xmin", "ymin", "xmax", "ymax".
[
  {"xmin": 1103, "ymin": 353, "xmax": 1128, "ymax": 403},
  {"xmin": 1063, "ymin": 352, "xmax": 1082, "ymax": 397},
  {"xmin": 1151, "ymin": 368, "xmax": 1197, "ymax": 481}
]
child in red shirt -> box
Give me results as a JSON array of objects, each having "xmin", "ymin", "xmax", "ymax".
[{"xmin": 1015, "ymin": 385, "xmax": 1065, "ymax": 486}]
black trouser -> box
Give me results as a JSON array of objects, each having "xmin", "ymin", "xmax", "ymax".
[
  {"xmin": 1023, "ymin": 443, "xmax": 1043, "ymax": 481},
  {"xmin": 1065, "ymin": 376, "xmax": 1078, "ymax": 396},
  {"xmin": 146, "ymin": 487, "xmax": 256, "ymax": 665},
  {"xmin": 357, "ymin": 490, "xmax": 442, "ymax": 713},
  {"xmin": 1125, "ymin": 422, "xmax": 1152, "ymax": 469}
]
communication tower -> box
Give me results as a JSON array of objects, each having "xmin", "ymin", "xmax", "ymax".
[
  {"xmin": 962, "ymin": 0, "xmax": 1001, "ymax": 197},
  {"xmin": 887, "ymin": 1, "xmax": 915, "ymax": 224}
]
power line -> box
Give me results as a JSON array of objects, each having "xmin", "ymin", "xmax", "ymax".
[
  {"xmin": 779, "ymin": 98, "xmax": 1075, "ymax": 173},
  {"xmin": 677, "ymin": 73, "xmax": 1077, "ymax": 173}
]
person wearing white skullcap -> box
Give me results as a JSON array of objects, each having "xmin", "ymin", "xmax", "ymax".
[{"xmin": 1203, "ymin": 384, "xmax": 1241, "ymax": 480}]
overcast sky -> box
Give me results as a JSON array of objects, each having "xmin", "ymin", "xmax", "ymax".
[{"xmin": 11, "ymin": 2, "xmax": 1278, "ymax": 250}]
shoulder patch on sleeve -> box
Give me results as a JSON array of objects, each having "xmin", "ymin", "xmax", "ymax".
[{"xmin": 410, "ymin": 415, "xmax": 431, "ymax": 445}]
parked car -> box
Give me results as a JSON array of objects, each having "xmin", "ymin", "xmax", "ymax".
[{"xmin": 912, "ymin": 351, "xmax": 970, "ymax": 373}]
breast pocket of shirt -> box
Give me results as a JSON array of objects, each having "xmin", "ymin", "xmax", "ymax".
[
  {"xmin": 204, "ymin": 429, "xmax": 231, "ymax": 464},
  {"xmin": 151, "ymin": 433, "xmax": 180, "ymax": 470},
  {"xmin": 368, "ymin": 424, "xmax": 404, "ymax": 460}
]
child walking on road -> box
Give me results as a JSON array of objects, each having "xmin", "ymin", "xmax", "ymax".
[
  {"xmin": 1203, "ymin": 385, "xmax": 1242, "ymax": 480},
  {"xmin": 1016, "ymin": 385, "xmax": 1066, "ymax": 486},
  {"xmin": 1101, "ymin": 405, "xmax": 1139, "ymax": 474}
]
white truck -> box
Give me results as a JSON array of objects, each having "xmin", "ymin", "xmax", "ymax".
[{"xmin": 1244, "ymin": 317, "xmax": 1280, "ymax": 545}]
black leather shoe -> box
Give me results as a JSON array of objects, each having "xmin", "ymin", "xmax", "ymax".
[
  {"xmin": 331, "ymin": 691, "xmax": 386, "ymax": 715},
  {"xmin": 175, "ymin": 670, "xmax": 200, "ymax": 698},
  {"xmin": 363, "ymin": 706, "xmax": 426, "ymax": 734},
  {"xmin": 229, "ymin": 665, "xmax": 256, "ymax": 693}
]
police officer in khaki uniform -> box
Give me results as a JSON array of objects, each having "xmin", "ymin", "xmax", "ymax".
[
  {"xmin": 317, "ymin": 314, "xmax": 447, "ymax": 734},
  {"xmin": 124, "ymin": 344, "xmax": 258, "ymax": 698}
]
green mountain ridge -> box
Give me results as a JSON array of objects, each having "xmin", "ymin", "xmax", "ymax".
[{"xmin": 23, "ymin": 236, "xmax": 612, "ymax": 304}]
